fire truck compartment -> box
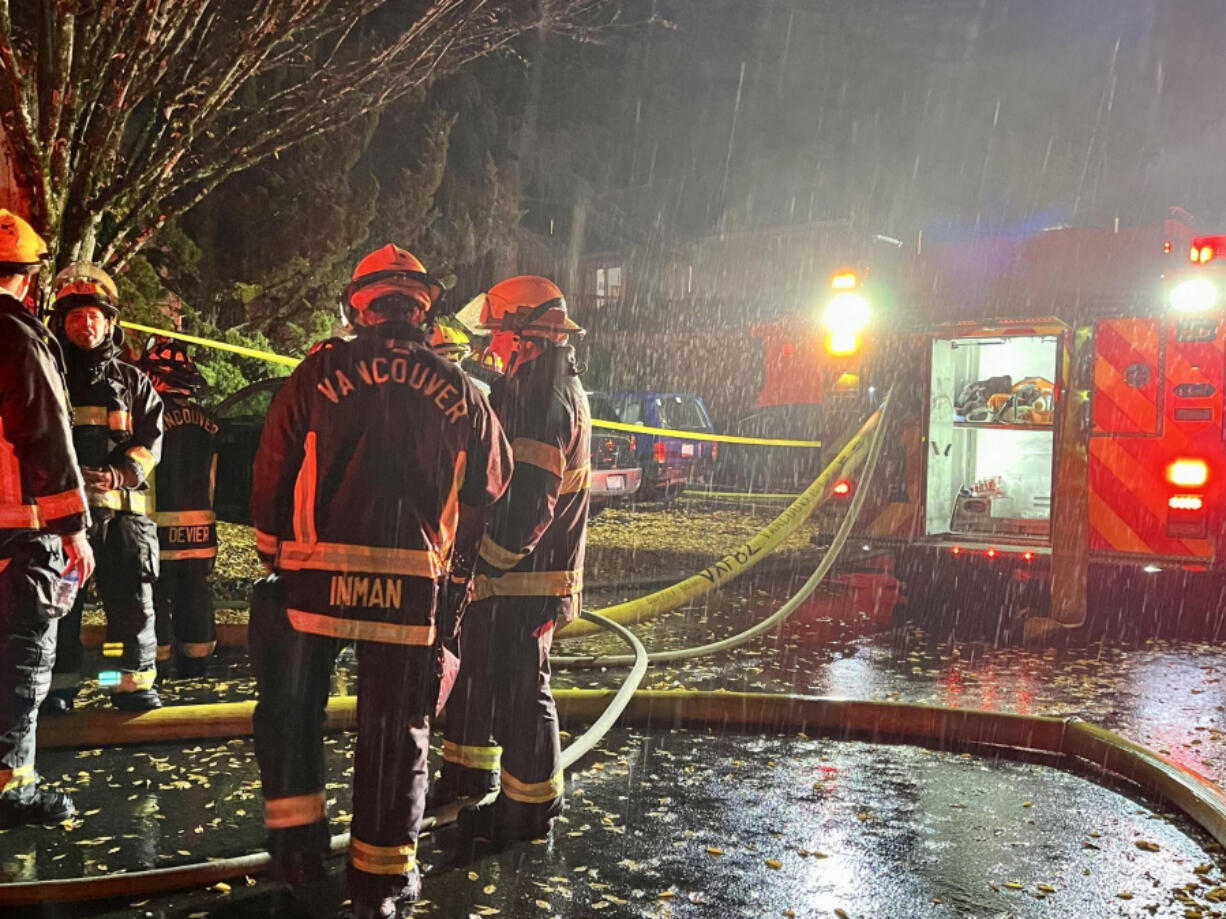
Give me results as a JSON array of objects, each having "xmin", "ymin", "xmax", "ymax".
[{"xmin": 925, "ymin": 333, "xmax": 1060, "ymax": 541}]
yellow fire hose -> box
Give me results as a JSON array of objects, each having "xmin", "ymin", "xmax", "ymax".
[
  {"xmin": 4, "ymin": 610, "xmax": 647, "ymax": 906},
  {"xmin": 15, "ymin": 690, "xmax": 1226, "ymax": 903},
  {"xmin": 553, "ymin": 388, "xmax": 891, "ymax": 668},
  {"xmin": 556, "ymin": 403, "xmax": 885, "ymax": 640}
]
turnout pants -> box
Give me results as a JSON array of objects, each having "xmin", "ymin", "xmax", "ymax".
[
  {"xmin": 250, "ymin": 577, "xmax": 435, "ymax": 904},
  {"xmin": 0, "ymin": 533, "xmax": 66, "ymax": 800},
  {"xmin": 51, "ymin": 512, "xmax": 159, "ymax": 697},
  {"xmin": 440, "ymin": 596, "xmax": 564, "ymax": 826},
  {"xmin": 154, "ymin": 557, "xmax": 216, "ymax": 667}
]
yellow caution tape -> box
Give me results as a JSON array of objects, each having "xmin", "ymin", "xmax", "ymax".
[
  {"xmin": 119, "ymin": 321, "xmax": 302, "ymax": 368},
  {"xmin": 685, "ymin": 489, "xmax": 804, "ymax": 501},
  {"xmin": 121, "ymin": 322, "xmax": 821, "ymax": 447},
  {"xmin": 589, "ymin": 417, "xmax": 820, "ymax": 448},
  {"xmin": 557, "ymin": 405, "xmax": 883, "ymax": 639}
]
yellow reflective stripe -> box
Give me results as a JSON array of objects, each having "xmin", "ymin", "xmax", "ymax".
[
  {"xmin": 265, "ymin": 791, "xmax": 326, "ymax": 829},
  {"xmin": 90, "ymin": 489, "xmax": 149, "ymax": 514},
  {"xmin": 561, "ymin": 465, "xmax": 591, "ymax": 494},
  {"xmin": 293, "ymin": 431, "xmax": 319, "ymax": 544},
  {"xmin": 512, "ymin": 437, "xmax": 566, "ymax": 478},
  {"xmin": 179, "ymin": 641, "xmax": 216, "ymax": 659},
  {"xmin": 0, "ymin": 503, "xmax": 41, "ymax": 528},
  {"xmin": 500, "ymin": 768, "xmax": 564, "ymax": 804},
  {"xmin": 255, "ymin": 528, "xmax": 279, "ymax": 556},
  {"xmin": 0, "ymin": 763, "xmax": 35, "ymax": 794},
  {"xmin": 438, "ymin": 451, "xmax": 466, "ymax": 562},
  {"xmin": 102, "ymin": 642, "xmax": 124, "ymax": 658},
  {"xmin": 350, "ymin": 837, "xmax": 417, "ymax": 875},
  {"xmin": 111, "ymin": 669, "xmax": 157, "ymax": 692},
  {"xmin": 287, "ymin": 609, "xmax": 437, "ymax": 647},
  {"xmin": 156, "ymin": 644, "xmax": 172, "ymax": 662},
  {"xmin": 127, "ymin": 445, "xmax": 155, "ymax": 476},
  {"xmin": 154, "ymin": 509, "xmax": 215, "ymax": 526},
  {"xmin": 72, "ymin": 407, "xmax": 133, "ymax": 432},
  {"xmin": 279, "ymin": 541, "xmax": 441, "ymax": 578},
  {"xmin": 73, "ymin": 406, "xmax": 107, "ymax": 426},
  {"xmin": 36, "ymin": 487, "xmax": 87, "ymax": 520},
  {"xmin": 161, "ymin": 546, "xmax": 218, "ymax": 561},
  {"xmin": 442, "ymin": 740, "xmax": 502, "ymax": 771},
  {"xmin": 477, "ymin": 568, "xmax": 583, "ymax": 600},
  {"xmin": 478, "ymin": 534, "xmax": 527, "ymax": 570}
]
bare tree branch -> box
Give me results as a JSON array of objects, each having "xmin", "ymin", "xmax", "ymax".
[{"xmin": 4, "ymin": 0, "xmax": 614, "ymax": 264}]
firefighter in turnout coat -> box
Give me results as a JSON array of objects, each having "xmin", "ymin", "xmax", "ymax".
[
  {"xmin": 438, "ymin": 275, "xmax": 591, "ymax": 847},
  {"xmin": 139, "ymin": 338, "xmax": 220, "ymax": 679},
  {"xmin": 250, "ymin": 245, "xmax": 512, "ymax": 919},
  {"xmin": 0, "ymin": 211, "xmax": 94, "ymax": 827},
  {"xmin": 44, "ymin": 264, "xmax": 165, "ymax": 714}
]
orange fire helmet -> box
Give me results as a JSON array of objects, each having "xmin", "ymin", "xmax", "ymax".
[
  {"xmin": 0, "ymin": 210, "xmax": 47, "ymax": 267},
  {"xmin": 473, "ymin": 276, "xmax": 583, "ymax": 337},
  {"xmin": 344, "ymin": 244, "xmax": 444, "ymax": 314}
]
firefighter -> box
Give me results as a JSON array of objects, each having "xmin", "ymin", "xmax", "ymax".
[
  {"xmin": 42, "ymin": 264, "xmax": 165, "ymax": 714},
  {"xmin": 250, "ymin": 244, "xmax": 512, "ymax": 918},
  {"xmin": 0, "ymin": 211, "xmax": 93, "ymax": 827},
  {"xmin": 428, "ymin": 315, "xmax": 474, "ymax": 364},
  {"xmin": 138, "ymin": 338, "xmax": 219, "ymax": 680},
  {"xmin": 437, "ymin": 275, "xmax": 591, "ymax": 849}
]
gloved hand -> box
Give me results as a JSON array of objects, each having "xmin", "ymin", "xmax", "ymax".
[{"xmin": 81, "ymin": 465, "xmax": 120, "ymax": 496}]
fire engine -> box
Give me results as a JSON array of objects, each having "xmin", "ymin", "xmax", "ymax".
[{"xmin": 812, "ymin": 233, "xmax": 1226, "ymax": 642}]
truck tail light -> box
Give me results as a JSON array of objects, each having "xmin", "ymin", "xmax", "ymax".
[
  {"xmin": 832, "ymin": 479, "xmax": 853, "ymax": 497},
  {"xmin": 711, "ymin": 442, "xmax": 719, "ymax": 461},
  {"xmin": 1169, "ymin": 495, "xmax": 1204, "ymax": 511},
  {"xmin": 1167, "ymin": 459, "xmax": 1209, "ymax": 487},
  {"xmin": 654, "ymin": 441, "xmax": 667, "ymax": 464}
]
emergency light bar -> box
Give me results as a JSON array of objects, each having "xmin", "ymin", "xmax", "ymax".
[
  {"xmin": 821, "ymin": 270, "xmax": 872, "ymax": 356},
  {"xmin": 1190, "ymin": 235, "xmax": 1226, "ymax": 264}
]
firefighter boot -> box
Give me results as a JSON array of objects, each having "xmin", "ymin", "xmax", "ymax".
[
  {"xmin": 269, "ymin": 848, "xmax": 333, "ymax": 919},
  {"xmin": 39, "ymin": 690, "xmax": 75, "ymax": 716},
  {"xmin": 455, "ymin": 795, "xmax": 562, "ymax": 851},
  {"xmin": 349, "ymin": 871, "xmax": 421, "ymax": 919},
  {"xmin": 0, "ymin": 788, "xmax": 76, "ymax": 828},
  {"xmin": 111, "ymin": 688, "xmax": 163, "ymax": 712}
]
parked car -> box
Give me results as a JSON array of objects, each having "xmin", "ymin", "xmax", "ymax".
[
  {"xmin": 213, "ymin": 379, "xmax": 644, "ymax": 524},
  {"xmin": 599, "ymin": 391, "xmax": 716, "ymax": 499},
  {"xmin": 586, "ymin": 392, "xmax": 642, "ymax": 506}
]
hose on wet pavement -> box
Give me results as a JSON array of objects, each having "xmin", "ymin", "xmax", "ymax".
[
  {"xmin": 0, "ymin": 610, "xmax": 647, "ymax": 906},
  {"xmin": 556, "ymin": 401, "xmax": 889, "ymax": 641},
  {"xmin": 551, "ymin": 390, "xmax": 892, "ymax": 669},
  {"xmin": 15, "ymin": 689, "xmax": 1226, "ymax": 904}
]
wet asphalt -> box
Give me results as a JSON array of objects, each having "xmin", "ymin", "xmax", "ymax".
[{"xmin": 9, "ymin": 570, "xmax": 1226, "ymax": 917}]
